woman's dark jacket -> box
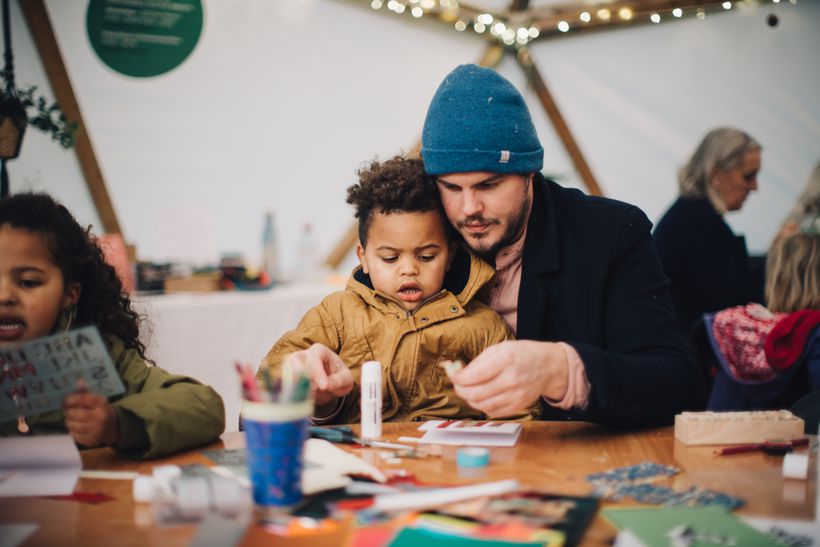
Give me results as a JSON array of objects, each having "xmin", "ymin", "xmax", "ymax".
[{"xmin": 653, "ymin": 197, "xmax": 765, "ymax": 334}]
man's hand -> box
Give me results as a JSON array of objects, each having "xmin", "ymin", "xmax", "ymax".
[
  {"xmin": 451, "ymin": 340, "xmax": 568, "ymax": 417},
  {"xmin": 63, "ymin": 385, "xmax": 119, "ymax": 447},
  {"xmin": 287, "ymin": 343, "xmax": 354, "ymax": 411}
]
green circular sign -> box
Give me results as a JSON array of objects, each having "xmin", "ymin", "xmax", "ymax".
[{"xmin": 87, "ymin": 0, "xmax": 203, "ymax": 78}]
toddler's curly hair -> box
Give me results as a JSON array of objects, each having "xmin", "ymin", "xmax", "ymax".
[{"xmin": 346, "ymin": 156, "xmax": 452, "ymax": 246}]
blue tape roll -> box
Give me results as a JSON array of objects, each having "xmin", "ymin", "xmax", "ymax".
[{"xmin": 457, "ymin": 447, "xmax": 490, "ymax": 468}]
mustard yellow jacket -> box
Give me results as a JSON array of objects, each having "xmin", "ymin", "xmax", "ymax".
[{"xmin": 259, "ymin": 252, "xmax": 524, "ymax": 423}]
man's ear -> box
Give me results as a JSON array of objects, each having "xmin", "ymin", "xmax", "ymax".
[
  {"xmin": 356, "ymin": 243, "xmax": 369, "ymax": 274},
  {"xmin": 62, "ymin": 282, "xmax": 81, "ymax": 308}
]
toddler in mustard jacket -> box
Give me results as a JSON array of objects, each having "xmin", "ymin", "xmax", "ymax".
[{"xmin": 258, "ymin": 156, "xmax": 534, "ymax": 423}]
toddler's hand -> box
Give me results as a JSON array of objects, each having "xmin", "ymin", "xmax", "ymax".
[
  {"xmin": 63, "ymin": 382, "xmax": 119, "ymax": 448},
  {"xmin": 288, "ymin": 343, "xmax": 354, "ymax": 407}
]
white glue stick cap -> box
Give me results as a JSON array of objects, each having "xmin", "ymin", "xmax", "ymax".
[
  {"xmin": 362, "ymin": 360, "xmax": 381, "ymax": 381},
  {"xmin": 783, "ymin": 452, "xmax": 809, "ymax": 480},
  {"xmin": 360, "ymin": 361, "xmax": 382, "ymax": 440}
]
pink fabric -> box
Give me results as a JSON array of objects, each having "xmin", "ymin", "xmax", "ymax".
[
  {"xmin": 490, "ymin": 226, "xmax": 590, "ymax": 410},
  {"xmin": 712, "ymin": 304, "xmax": 786, "ymax": 381},
  {"xmin": 542, "ymin": 342, "xmax": 591, "ymax": 410},
  {"xmin": 489, "ymin": 225, "xmax": 527, "ymax": 335}
]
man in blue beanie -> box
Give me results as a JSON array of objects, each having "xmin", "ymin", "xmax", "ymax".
[{"xmin": 421, "ymin": 64, "xmax": 697, "ymax": 427}]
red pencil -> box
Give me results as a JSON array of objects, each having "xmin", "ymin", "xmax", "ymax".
[
  {"xmin": 718, "ymin": 437, "xmax": 809, "ymax": 456},
  {"xmin": 235, "ymin": 361, "xmax": 261, "ymax": 402}
]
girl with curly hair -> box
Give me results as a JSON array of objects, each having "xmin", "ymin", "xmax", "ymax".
[{"xmin": 0, "ymin": 193, "xmax": 224, "ymax": 458}]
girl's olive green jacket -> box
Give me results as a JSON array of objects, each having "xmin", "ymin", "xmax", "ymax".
[
  {"xmin": 259, "ymin": 251, "xmax": 529, "ymax": 423},
  {"xmin": 1, "ymin": 336, "xmax": 225, "ymax": 459}
]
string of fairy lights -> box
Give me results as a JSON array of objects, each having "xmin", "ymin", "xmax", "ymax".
[{"xmin": 367, "ymin": 0, "xmax": 797, "ymax": 46}]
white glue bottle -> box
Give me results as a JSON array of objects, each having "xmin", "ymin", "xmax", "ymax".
[{"xmin": 360, "ymin": 361, "xmax": 382, "ymax": 440}]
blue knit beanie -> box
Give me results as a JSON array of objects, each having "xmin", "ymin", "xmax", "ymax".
[{"xmin": 421, "ymin": 64, "xmax": 543, "ymax": 175}]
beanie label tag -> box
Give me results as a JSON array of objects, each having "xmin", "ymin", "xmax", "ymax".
[{"xmin": 499, "ymin": 150, "xmax": 510, "ymax": 163}]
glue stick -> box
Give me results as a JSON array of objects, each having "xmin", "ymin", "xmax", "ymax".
[{"xmin": 360, "ymin": 361, "xmax": 382, "ymax": 440}]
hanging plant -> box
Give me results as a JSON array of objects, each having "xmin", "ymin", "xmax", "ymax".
[
  {"xmin": 0, "ymin": 0, "xmax": 77, "ymax": 197},
  {"xmin": 13, "ymin": 84, "xmax": 77, "ymax": 149}
]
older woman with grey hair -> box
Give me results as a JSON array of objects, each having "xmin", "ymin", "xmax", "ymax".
[{"xmin": 653, "ymin": 127, "xmax": 765, "ymax": 335}]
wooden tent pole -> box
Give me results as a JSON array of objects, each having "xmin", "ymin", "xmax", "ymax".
[
  {"xmin": 19, "ymin": 0, "xmax": 122, "ymax": 234},
  {"xmin": 516, "ymin": 49, "xmax": 603, "ymax": 196},
  {"xmin": 323, "ymin": 222, "xmax": 360, "ymax": 270},
  {"xmin": 322, "ymin": 42, "xmax": 506, "ymax": 270}
]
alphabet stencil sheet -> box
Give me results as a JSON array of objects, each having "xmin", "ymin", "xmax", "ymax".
[{"xmin": 0, "ymin": 327, "xmax": 125, "ymax": 421}]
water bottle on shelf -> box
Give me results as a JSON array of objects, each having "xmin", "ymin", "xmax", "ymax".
[
  {"xmin": 295, "ymin": 222, "xmax": 321, "ymax": 281},
  {"xmin": 261, "ymin": 211, "xmax": 280, "ymax": 284}
]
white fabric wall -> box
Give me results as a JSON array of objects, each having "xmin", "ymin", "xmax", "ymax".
[{"xmin": 11, "ymin": 0, "xmax": 820, "ymax": 271}]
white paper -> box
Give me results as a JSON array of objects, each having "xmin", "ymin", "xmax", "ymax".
[
  {"xmin": 302, "ymin": 438, "xmax": 386, "ymax": 494},
  {"xmin": 206, "ymin": 439, "xmax": 386, "ymax": 496},
  {"xmin": 743, "ymin": 517, "xmax": 820, "ymax": 546},
  {"xmin": 409, "ymin": 420, "xmax": 523, "ymax": 447},
  {"xmin": 613, "ymin": 529, "xmax": 649, "ymax": 547},
  {"xmin": 79, "ymin": 470, "xmax": 139, "ymax": 480},
  {"xmin": 0, "ymin": 524, "xmax": 38, "ymax": 547},
  {"xmin": 0, "ymin": 435, "xmax": 81, "ymax": 497},
  {"xmin": 373, "ymin": 479, "xmax": 520, "ymax": 512}
]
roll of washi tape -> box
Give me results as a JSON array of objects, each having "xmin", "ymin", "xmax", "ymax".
[
  {"xmin": 174, "ymin": 476, "xmax": 210, "ymax": 517},
  {"xmin": 132, "ymin": 475, "xmax": 156, "ymax": 503},
  {"xmin": 457, "ymin": 447, "xmax": 490, "ymax": 468},
  {"xmin": 783, "ymin": 452, "xmax": 809, "ymax": 480}
]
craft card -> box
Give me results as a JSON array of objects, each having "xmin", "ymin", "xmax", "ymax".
[
  {"xmin": 743, "ymin": 517, "xmax": 820, "ymax": 547},
  {"xmin": 419, "ymin": 492, "xmax": 598, "ymax": 547},
  {"xmin": 203, "ymin": 438, "xmax": 387, "ymax": 495},
  {"xmin": 603, "ymin": 506, "xmax": 778, "ymax": 547},
  {"xmin": 406, "ymin": 420, "xmax": 523, "ymax": 447},
  {"xmin": 0, "ymin": 326, "xmax": 125, "ymax": 422},
  {"xmin": 587, "ymin": 462, "xmax": 744, "ymax": 510}
]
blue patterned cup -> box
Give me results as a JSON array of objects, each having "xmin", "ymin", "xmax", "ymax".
[{"xmin": 241, "ymin": 400, "xmax": 312, "ymax": 508}]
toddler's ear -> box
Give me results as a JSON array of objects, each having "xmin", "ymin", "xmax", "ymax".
[
  {"xmin": 446, "ymin": 242, "xmax": 458, "ymax": 270},
  {"xmin": 355, "ymin": 243, "xmax": 369, "ymax": 274}
]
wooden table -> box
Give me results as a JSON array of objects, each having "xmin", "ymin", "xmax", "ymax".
[{"xmin": 1, "ymin": 422, "xmax": 815, "ymax": 546}]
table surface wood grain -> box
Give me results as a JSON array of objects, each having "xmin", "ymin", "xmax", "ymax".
[{"xmin": 1, "ymin": 422, "xmax": 815, "ymax": 546}]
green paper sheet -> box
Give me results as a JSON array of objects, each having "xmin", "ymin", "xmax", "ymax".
[
  {"xmin": 602, "ymin": 506, "xmax": 779, "ymax": 547},
  {"xmin": 388, "ymin": 527, "xmax": 544, "ymax": 547}
]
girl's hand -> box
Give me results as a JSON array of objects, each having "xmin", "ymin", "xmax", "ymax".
[{"xmin": 63, "ymin": 385, "xmax": 119, "ymax": 448}]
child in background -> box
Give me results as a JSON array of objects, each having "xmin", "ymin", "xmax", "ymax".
[
  {"xmin": 257, "ymin": 156, "xmax": 531, "ymax": 423},
  {"xmin": 0, "ymin": 193, "xmax": 225, "ymax": 458},
  {"xmin": 706, "ymin": 231, "xmax": 820, "ymax": 411}
]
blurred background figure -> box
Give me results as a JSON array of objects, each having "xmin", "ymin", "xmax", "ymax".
[
  {"xmin": 702, "ymin": 231, "xmax": 820, "ymax": 430},
  {"xmin": 653, "ymin": 127, "xmax": 766, "ymax": 337}
]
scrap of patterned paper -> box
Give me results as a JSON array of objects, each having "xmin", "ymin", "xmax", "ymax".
[
  {"xmin": 587, "ymin": 461, "xmax": 679, "ymax": 486},
  {"xmin": 586, "ymin": 461, "xmax": 744, "ymax": 510}
]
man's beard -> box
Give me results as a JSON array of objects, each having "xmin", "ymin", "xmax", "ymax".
[{"xmin": 459, "ymin": 188, "xmax": 531, "ymax": 264}]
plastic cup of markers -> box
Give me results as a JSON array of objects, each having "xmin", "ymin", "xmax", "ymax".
[{"xmin": 241, "ymin": 399, "xmax": 312, "ymax": 511}]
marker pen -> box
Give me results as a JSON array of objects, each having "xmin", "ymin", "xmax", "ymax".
[{"xmin": 360, "ymin": 360, "xmax": 382, "ymax": 440}]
